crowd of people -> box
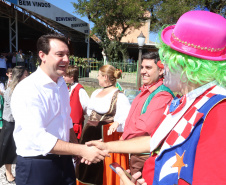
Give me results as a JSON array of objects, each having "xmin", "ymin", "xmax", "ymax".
[
  {"xmin": 0, "ymin": 50, "xmax": 37, "ymax": 80},
  {"xmin": 0, "ymin": 10, "xmax": 225, "ymax": 185}
]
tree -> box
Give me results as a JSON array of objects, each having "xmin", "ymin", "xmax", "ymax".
[
  {"xmin": 203, "ymin": 0, "xmax": 226, "ymax": 16},
  {"xmin": 149, "ymin": 0, "xmax": 226, "ymax": 32},
  {"xmin": 73, "ymin": 0, "xmax": 151, "ymax": 62}
]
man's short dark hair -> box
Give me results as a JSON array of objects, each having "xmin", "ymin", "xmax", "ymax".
[
  {"xmin": 37, "ymin": 34, "xmax": 69, "ymax": 64},
  {"xmin": 142, "ymin": 52, "xmax": 160, "ymax": 65}
]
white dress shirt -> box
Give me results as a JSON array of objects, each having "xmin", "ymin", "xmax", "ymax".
[
  {"xmin": 11, "ymin": 67, "xmax": 72, "ymax": 157},
  {"xmin": 87, "ymin": 89, "xmax": 131, "ymax": 132}
]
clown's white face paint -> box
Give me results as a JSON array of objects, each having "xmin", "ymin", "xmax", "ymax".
[{"xmin": 163, "ymin": 65, "xmax": 186, "ymax": 93}]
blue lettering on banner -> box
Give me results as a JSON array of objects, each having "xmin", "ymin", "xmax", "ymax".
[
  {"xmin": 19, "ymin": 0, "xmax": 31, "ymax": 6},
  {"xmin": 18, "ymin": 1, "xmax": 51, "ymax": 7},
  {"xmin": 56, "ymin": 17, "xmax": 77, "ymax": 21},
  {"xmin": 71, "ymin": 23, "xmax": 88, "ymax": 28},
  {"xmin": 32, "ymin": 1, "xmax": 51, "ymax": 7}
]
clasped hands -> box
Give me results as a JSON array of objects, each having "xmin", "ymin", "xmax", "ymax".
[
  {"xmin": 80, "ymin": 140, "xmax": 147, "ymax": 185},
  {"xmin": 78, "ymin": 142, "xmax": 109, "ymax": 165},
  {"xmin": 78, "ymin": 121, "xmax": 119, "ymax": 164}
]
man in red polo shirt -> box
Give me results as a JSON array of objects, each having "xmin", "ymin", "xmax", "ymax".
[{"xmin": 121, "ymin": 51, "xmax": 174, "ymax": 175}]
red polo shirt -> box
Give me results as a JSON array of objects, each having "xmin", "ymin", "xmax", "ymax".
[{"xmin": 122, "ymin": 81, "xmax": 174, "ymax": 140}]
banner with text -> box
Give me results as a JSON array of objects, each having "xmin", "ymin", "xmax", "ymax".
[{"xmin": 6, "ymin": 0, "xmax": 89, "ymax": 35}]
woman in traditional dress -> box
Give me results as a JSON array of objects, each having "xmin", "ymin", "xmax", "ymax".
[
  {"xmin": 0, "ymin": 66, "xmax": 29, "ymax": 183},
  {"xmin": 76, "ymin": 65, "xmax": 131, "ymax": 185}
]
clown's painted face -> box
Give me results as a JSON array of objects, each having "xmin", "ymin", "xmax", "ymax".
[{"xmin": 163, "ymin": 65, "xmax": 186, "ymax": 93}]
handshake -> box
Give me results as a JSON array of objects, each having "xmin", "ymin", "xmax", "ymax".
[
  {"xmin": 78, "ymin": 139, "xmax": 147, "ymax": 185},
  {"xmin": 78, "ymin": 139, "xmax": 109, "ymax": 165}
]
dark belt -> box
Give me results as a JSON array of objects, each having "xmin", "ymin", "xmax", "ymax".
[{"xmin": 24, "ymin": 154, "xmax": 66, "ymax": 160}]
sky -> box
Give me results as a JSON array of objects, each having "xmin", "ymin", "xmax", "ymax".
[{"xmin": 45, "ymin": 0, "xmax": 158, "ymax": 42}]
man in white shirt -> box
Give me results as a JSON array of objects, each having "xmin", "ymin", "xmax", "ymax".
[{"xmin": 11, "ymin": 34, "xmax": 108, "ymax": 185}]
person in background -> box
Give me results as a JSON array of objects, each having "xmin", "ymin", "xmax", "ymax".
[
  {"xmin": 0, "ymin": 84, "xmax": 4, "ymax": 131},
  {"xmin": 0, "ymin": 81, "xmax": 6, "ymax": 95},
  {"xmin": 28, "ymin": 51, "xmax": 37, "ymax": 72},
  {"xmin": 5, "ymin": 68, "xmax": 13, "ymax": 89},
  {"xmin": 63, "ymin": 65, "xmax": 89, "ymax": 141},
  {"xmin": 6, "ymin": 52, "xmax": 12, "ymax": 69},
  {"xmin": 0, "ymin": 66, "xmax": 29, "ymax": 183},
  {"xmin": 102, "ymin": 49, "xmax": 108, "ymax": 65},
  {"xmin": 0, "ymin": 68, "xmax": 13, "ymax": 95},
  {"xmin": 122, "ymin": 52, "xmax": 174, "ymax": 175},
  {"xmin": 11, "ymin": 34, "xmax": 108, "ymax": 185},
  {"xmin": 0, "ymin": 54, "xmax": 7, "ymax": 81},
  {"xmin": 16, "ymin": 49, "xmax": 25, "ymax": 66},
  {"xmin": 87, "ymin": 10, "xmax": 226, "ymax": 185},
  {"xmin": 76, "ymin": 64, "xmax": 131, "ymax": 185},
  {"xmin": 11, "ymin": 52, "xmax": 17, "ymax": 68}
]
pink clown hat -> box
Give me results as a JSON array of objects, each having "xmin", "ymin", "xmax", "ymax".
[{"xmin": 161, "ymin": 11, "xmax": 226, "ymax": 61}]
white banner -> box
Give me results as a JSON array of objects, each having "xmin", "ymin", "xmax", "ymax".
[{"xmin": 6, "ymin": 0, "xmax": 89, "ymax": 35}]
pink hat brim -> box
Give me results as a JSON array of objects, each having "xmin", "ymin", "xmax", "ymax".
[{"xmin": 161, "ymin": 25, "xmax": 226, "ymax": 61}]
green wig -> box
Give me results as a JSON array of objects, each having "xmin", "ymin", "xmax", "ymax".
[{"xmin": 157, "ymin": 27, "xmax": 226, "ymax": 87}]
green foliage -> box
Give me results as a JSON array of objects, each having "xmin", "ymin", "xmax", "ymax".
[
  {"xmin": 73, "ymin": 0, "xmax": 151, "ymax": 62},
  {"xmin": 203, "ymin": 0, "xmax": 226, "ymax": 16},
  {"xmin": 72, "ymin": 0, "xmax": 225, "ymax": 58},
  {"xmin": 105, "ymin": 41, "xmax": 128, "ymax": 62},
  {"xmin": 148, "ymin": 0, "xmax": 226, "ymax": 32},
  {"xmin": 69, "ymin": 55, "xmax": 98, "ymax": 68},
  {"xmin": 73, "ymin": 0, "xmax": 150, "ymax": 40}
]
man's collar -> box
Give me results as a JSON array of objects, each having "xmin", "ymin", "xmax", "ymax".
[
  {"xmin": 37, "ymin": 67, "xmax": 65, "ymax": 87},
  {"xmin": 140, "ymin": 80, "xmax": 163, "ymax": 93},
  {"xmin": 148, "ymin": 80, "xmax": 163, "ymax": 93}
]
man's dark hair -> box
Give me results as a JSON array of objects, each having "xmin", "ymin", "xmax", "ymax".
[
  {"xmin": 37, "ymin": 34, "xmax": 69, "ymax": 64},
  {"xmin": 141, "ymin": 52, "xmax": 160, "ymax": 65}
]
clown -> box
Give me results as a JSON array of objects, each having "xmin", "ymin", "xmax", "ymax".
[
  {"xmin": 86, "ymin": 10, "xmax": 226, "ymax": 185},
  {"xmin": 141, "ymin": 10, "xmax": 226, "ymax": 185}
]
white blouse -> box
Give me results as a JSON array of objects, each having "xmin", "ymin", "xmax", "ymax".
[
  {"xmin": 87, "ymin": 89, "xmax": 131, "ymax": 132},
  {"xmin": 69, "ymin": 83, "xmax": 89, "ymax": 115}
]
